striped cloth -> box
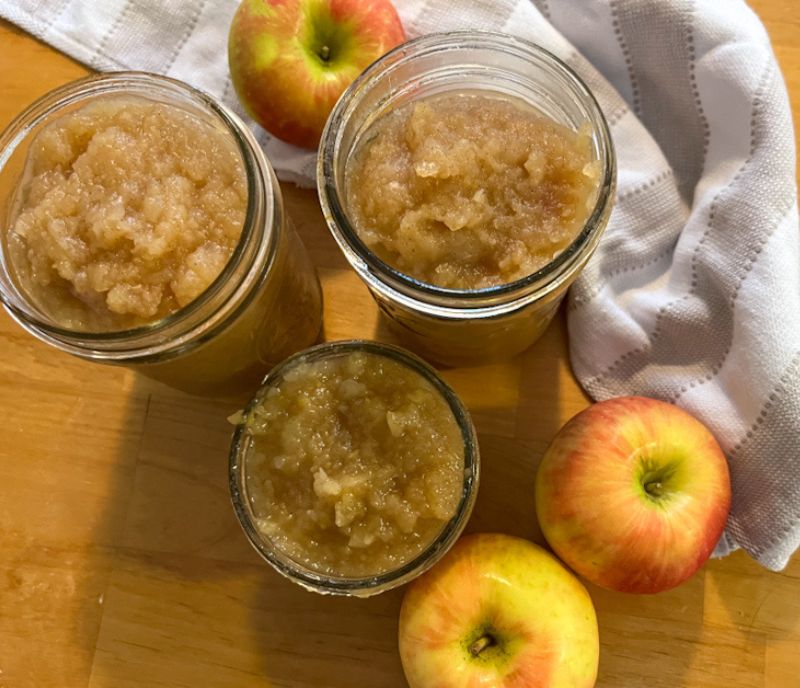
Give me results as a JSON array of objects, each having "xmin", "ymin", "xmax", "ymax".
[{"xmin": 3, "ymin": 0, "xmax": 798, "ymax": 570}]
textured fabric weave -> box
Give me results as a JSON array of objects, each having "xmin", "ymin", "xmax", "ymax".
[{"xmin": 2, "ymin": 0, "xmax": 798, "ymax": 569}]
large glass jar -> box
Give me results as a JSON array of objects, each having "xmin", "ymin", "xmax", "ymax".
[
  {"xmin": 229, "ymin": 340, "xmax": 479, "ymax": 596},
  {"xmin": 0, "ymin": 72, "xmax": 322, "ymax": 394},
  {"xmin": 318, "ymin": 31, "xmax": 615, "ymax": 367}
]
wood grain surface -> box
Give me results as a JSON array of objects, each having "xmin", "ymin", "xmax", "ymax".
[{"xmin": 0, "ymin": 4, "xmax": 798, "ymax": 686}]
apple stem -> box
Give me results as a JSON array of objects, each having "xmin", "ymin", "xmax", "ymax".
[
  {"xmin": 469, "ymin": 634, "xmax": 495, "ymax": 657},
  {"xmin": 644, "ymin": 480, "xmax": 663, "ymax": 497},
  {"xmin": 319, "ymin": 45, "xmax": 331, "ymax": 62}
]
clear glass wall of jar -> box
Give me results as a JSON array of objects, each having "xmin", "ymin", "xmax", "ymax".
[
  {"xmin": 0, "ymin": 73, "xmax": 322, "ymax": 394},
  {"xmin": 318, "ymin": 32, "xmax": 615, "ymax": 367},
  {"xmin": 229, "ymin": 340, "xmax": 479, "ymax": 596}
]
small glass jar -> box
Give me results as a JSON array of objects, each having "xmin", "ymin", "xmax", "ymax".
[
  {"xmin": 318, "ymin": 31, "xmax": 615, "ymax": 367},
  {"xmin": 0, "ymin": 72, "xmax": 322, "ymax": 394},
  {"xmin": 229, "ymin": 339, "xmax": 480, "ymax": 596}
]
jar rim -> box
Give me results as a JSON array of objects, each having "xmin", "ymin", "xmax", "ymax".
[
  {"xmin": 318, "ymin": 31, "xmax": 616, "ymax": 307},
  {"xmin": 0, "ymin": 71, "xmax": 275, "ymax": 354},
  {"xmin": 228, "ymin": 339, "xmax": 480, "ymax": 596}
]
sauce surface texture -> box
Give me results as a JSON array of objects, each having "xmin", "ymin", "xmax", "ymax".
[
  {"xmin": 345, "ymin": 92, "xmax": 600, "ymax": 289},
  {"xmin": 244, "ymin": 350, "xmax": 465, "ymax": 578},
  {"xmin": 8, "ymin": 95, "xmax": 247, "ymax": 331}
]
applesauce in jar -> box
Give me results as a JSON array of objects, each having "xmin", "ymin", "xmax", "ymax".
[
  {"xmin": 345, "ymin": 92, "xmax": 600, "ymax": 289},
  {"xmin": 236, "ymin": 343, "xmax": 474, "ymax": 580},
  {"xmin": 7, "ymin": 95, "xmax": 246, "ymax": 330},
  {"xmin": 0, "ymin": 73, "xmax": 323, "ymax": 393},
  {"xmin": 319, "ymin": 33, "xmax": 615, "ymax": 366}
]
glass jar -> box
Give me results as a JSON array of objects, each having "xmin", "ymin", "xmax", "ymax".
[
  {"xmin": 318, "ymin": 31, "xmax": 615, "ymax": 367},
  {"xmin": 0, "ymin": 72, "xmax": 322, "ymax": 394},
  {"xmin": 229, "ymin": 339, "xmax": 480, "ymax": 596}
]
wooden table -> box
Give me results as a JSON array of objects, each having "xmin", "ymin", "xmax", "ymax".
[{"xmin": 1, "ymin": 4, "xmax": 798, "ymax": 686}]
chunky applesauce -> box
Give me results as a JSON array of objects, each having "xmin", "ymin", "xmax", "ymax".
[
  {"xmin": 345, "ymin": 92, "xmax": 600, "ymax": 289},
  {"xmin": 7, "ymin": 95, "xmax": 247, "ymax": 331},
  {"xmin": 242, "ymin": 349, "xmax": 465, "ymax": 577}
]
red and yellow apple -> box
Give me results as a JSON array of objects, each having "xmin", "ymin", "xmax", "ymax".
[
  {"xmin": 228, "ymin": 0, "xmax": 405, "ymax": 148},
  {"xmin": 399, "ymin": 533, "xmax": 599, "ymax": 688},
  {"xmin": 536, "ymin": 396, "xmax": 731, "ymax": 594}
]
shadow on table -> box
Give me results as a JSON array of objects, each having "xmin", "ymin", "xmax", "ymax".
[
  {"xmin": 81, "ymin": 329, "xmax": 799, "ymax": 688},
  {"xmin": 73, "ymin": 185, "xmax": 787, "ymax": 686},
  {"xmin": 73, "ymin": 300, "xmax": 572, "ymax": 686},
  {"xmin": 79, "ymin": 323, "xmax": 736, "ymax": 687},
  {"xmin": 72, "ymin": 360, "xmax": 405, "ymax": 686},
  {"xmin": 588, "ymin": 546, "xmax": 800, "ymax": 687}
]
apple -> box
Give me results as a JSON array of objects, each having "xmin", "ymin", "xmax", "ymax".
[
  {"xmin": 535, "ymin": 396, "xmax": 731, "ymax": 594},
  {"xmin": 228, "ymin": 0, "xmax": 405, "ymax": 148},
  {"xmin": 399, "ymin": 533, "xmax": 599, "ymax": 688}
]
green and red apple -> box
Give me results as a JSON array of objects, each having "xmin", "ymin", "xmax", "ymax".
[
  {"xmin": 228, "ymin": 0, "xmax": 405, "ymax": 148},
  {"xmin": 399, "ymin": 533, "xmax": 599, "ymax": 688},
  {"xmin": 536, "ymin": 396, "xmax": 731, "ymax": 594}
]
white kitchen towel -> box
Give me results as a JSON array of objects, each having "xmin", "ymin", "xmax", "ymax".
[{"xmin": 2, "ymin": 0, "xmax": 798, "ymax": 570}]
